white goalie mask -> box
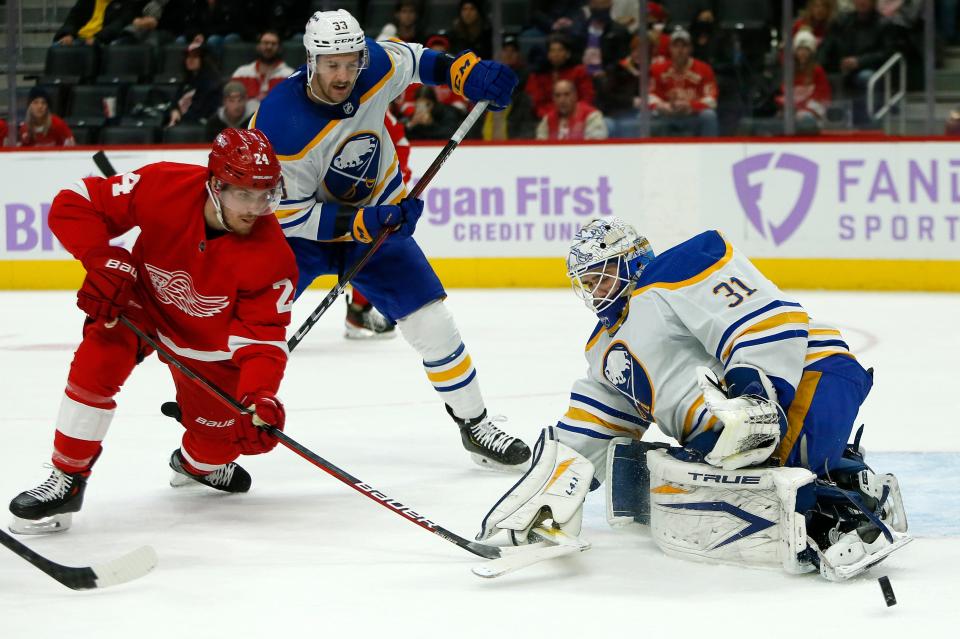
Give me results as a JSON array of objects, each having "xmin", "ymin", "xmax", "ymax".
[
  {"xmin": 303, "ymin": 9, "xmax": 369, "ymax": 88},
  {"xmin": 567, "ymin": 218, "xmax": 655, "ymax": 324}
]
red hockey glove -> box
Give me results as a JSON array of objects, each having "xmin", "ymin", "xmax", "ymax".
[
  {"xmin": 77, "ymin": 246, "xmax": 138, "ymax": 324},
  {"xmin": 234, "ymin": 391, "xmax": 285, "ymax": 455}
]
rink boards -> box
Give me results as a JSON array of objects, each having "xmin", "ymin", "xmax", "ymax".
[{"xmin": 0, "ymin": 139, "xmax": 958, "ymax": 290}]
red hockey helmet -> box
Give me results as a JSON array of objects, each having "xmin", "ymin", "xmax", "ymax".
[{"xmin": 208, "ymin": 128, "xmax": 282, "ymax": 190}]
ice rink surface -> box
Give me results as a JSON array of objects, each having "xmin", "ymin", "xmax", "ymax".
[{"xmin": 0, "ymin": 289, "xmax": 957, "ymax": 638}]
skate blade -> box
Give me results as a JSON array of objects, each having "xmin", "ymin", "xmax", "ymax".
[
  {"xmin": 170, "ymin": 470, "xmax": 198, "ymax": 488},
  {"xmin": 470, "ymin": 453, "xmax": 530, "ymax": 474},
  {"xmin": 9, "ymin": 513, "xmax": 72, "ymax": 535},
  {"xmin": 344, "ymin": 325, "xmax": 398, "ymax": 340}
]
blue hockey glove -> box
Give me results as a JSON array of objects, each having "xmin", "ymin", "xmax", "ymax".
[
  {"xmin": 449, "ymin": 51, "xmax": 517, "ymax": 111},
  {"xmin": 351, "ymin": 197, "xmax": 424, "ymax": 243}
]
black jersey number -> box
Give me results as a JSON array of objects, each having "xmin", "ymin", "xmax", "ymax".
[{"xmin": 713, "ymin": 277, "xmax": 757, "ymax": 308}]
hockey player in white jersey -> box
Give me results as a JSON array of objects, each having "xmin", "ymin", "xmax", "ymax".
[
  {"xmin": 478, "ymin": 217, "xmax": 910, "ymax": 581},
  {"xmin": 251, "ymin": 10, "xmax": 530, "ymax": 470}
]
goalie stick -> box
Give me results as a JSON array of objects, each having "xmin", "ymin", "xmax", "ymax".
[
  {"xmin": 471, "ymin": 527, "xmax": 591, "ymax": 579},
  {"xmin": 0, "ymin": 528, "xmax": 157, "ymax": 590}
]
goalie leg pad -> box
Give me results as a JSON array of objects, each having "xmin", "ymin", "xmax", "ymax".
[
  {"xmin": 647, "ymin": 449, "xmax": 817, "ymax": 575},
  {"xmin": 477, "ymin": 427, "xmax": 594, "ymax": 544},
  {"xmin": 604, "ymin": 437, "xmax": 670, "ymax": 526}
]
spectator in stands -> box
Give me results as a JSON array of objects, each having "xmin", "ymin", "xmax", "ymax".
[
  {"xmin": 230, "ymin": 30, "xmax": 293, "ymax": 107},
  {"xmin": 819, "ymin": 0, "xmax": 893, "ymax": 125},
  {"xmin": 0, "ymin": 119, "xmax": 8, "ymax": 146},
  {"xmin": 794, "ymin": 0, "xmax": 839, "ymax": 48},
  {"xmin": 690, "ymin": 8, "xmax": 723, "ymax": 68},
  {"xmin": 526, "ymin": 34, "xmax": 596, "ymax": 119},
  {"xmin": 205, "ymin": 81, "xmax": 254, "ymax": 141},
  {"xmin": 611, "ymin": 0, "xmax": 640, "ymax": 34},
  {"xmin": 403, "ymin": 86, "xmax": 462, "ymax": 141},
  {"xmin": 377, "ymin": 0, "xmax": 428, "ymax": 44},
  {"xmin": 945, "ymin": 104, "xmax": 960, "ymax": 135},
  {"xmin": 597, "ymin": 35, "xmax": 643, "ymax": 137},
  {"xmin": 110, "ymin": 1, "xmax": 167, "ymax": 46},
  {"xmin": 571, "ymin": 0, "xmax": 632, "ymax": 79},
  {"xmin": 481, "ymin": 34, "xmax": 538, "ymax": 140},
  {"xmin": 649, "ymin": 27, "xmax": 719, "ymax": 137},
  {"xmin": 167, "ymin": 43, "xmax": 223, "ymax": 127},
  {"xmin": 54, "ymin": 0, "xmax": 144, "ymax": 46},
  {"xmin": 647, "ymin": 3, "xmax": 671, "ymax": 63},
  {"xmin": 528, "ymin": 1, "xmax": 582, "ymax": 35},
  {"xmin": 449, "ymin": 0, "xmax": 493, "ymax": 60},
  {"xmin": 536, "ymin": 79, "xmax": 608, "ymax": 141},
  {"xmin": 18, "ymin": 87, "xmax": 75, "ymax": 147},
  {"xmin": 180, "ymin": 0, "xmax": 264, "ymax": 57}
]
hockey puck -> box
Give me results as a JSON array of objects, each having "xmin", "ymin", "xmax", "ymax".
[{"xmin": 878, "ymin": 576, "xmax": 897, "ymax": 607}]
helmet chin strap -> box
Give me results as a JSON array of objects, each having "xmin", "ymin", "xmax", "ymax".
[{"xmin": 206, "ymin": 181, "xmax": 235, "ymax": 233}]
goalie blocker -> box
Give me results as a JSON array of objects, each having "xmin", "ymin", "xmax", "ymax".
[{"xmin": 606, "ymin": 438, "xmax": 911, "ymax": 581}]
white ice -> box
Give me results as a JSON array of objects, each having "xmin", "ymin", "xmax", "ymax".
[{"xmin": 0, "ymin": 290, "xmax": 957, "ymax": 638}]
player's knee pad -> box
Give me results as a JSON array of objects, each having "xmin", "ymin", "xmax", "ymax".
[
  {"xmin": 396, "ymin": 299, "xmax": 460, "ymax": 360},
  {"xmin": 646, "ymin": 449, "xmax": 817, "ymax": 575}
]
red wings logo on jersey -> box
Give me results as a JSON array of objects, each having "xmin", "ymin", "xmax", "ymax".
[{"xmin": 145, "ymin": 264, "xmax": 230, "ymax": 318}]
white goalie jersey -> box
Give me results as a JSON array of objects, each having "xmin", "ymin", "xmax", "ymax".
[
  {"xmin": 555, "ymin": 231, "xmax": 855, "ymax": 477},
  {"xmin": 252, "ymin": 38, "xmax": 429, "ymax": 241}
]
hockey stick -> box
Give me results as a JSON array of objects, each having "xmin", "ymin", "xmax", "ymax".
[
  {"xmin": 118, "ymin": 315, "xmax": 503, "ymax": 560},
  {"xmin": 285, "ymin": 99, "xmax": 489, "ymax": 351},
  {"xmin": 0, "ymin": 528, "xmax": 157, "ymax": 590},
  {"xmin": 471, "ymin": 527, "xmax": 591, "ymax": 579}
]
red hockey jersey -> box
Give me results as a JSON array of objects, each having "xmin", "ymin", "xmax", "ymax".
[
  {"xmin": 49, "ymin": 162, "xmax": 298, "ymax": 396},
  {"xmin": 649, "ymin": 58, "xmax": 718, "ymax": 113}
]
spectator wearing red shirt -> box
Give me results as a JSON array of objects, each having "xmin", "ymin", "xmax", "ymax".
[
  {"xmin": 649, "ymin": 28, "xmax": 718, "ymax": 137},
  {"xmin": 0, "ymin": 118, "xmax": 8, "ymax": 146},
  {"xmin": 536, "ymin": 79, "xmax": 608, "ymax": 141},
  {"xmin": 526, "ymin": 34, "xmax": 596, "ymax": 119},
  {"xmin": 778, "ymin": 30, "xmax": 832, "ymax": 133},
  {"xmin": 19, "ymin": 87, "xmax": 75, "ymax": 147},
  {"xmin": 230, "ymin": 30, "xmax": 294, "ymax": 107}
]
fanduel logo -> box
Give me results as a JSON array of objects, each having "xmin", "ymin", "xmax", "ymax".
[{"xmin": 732, "ymin": 152, "xmax": 818, "ymax": 246}]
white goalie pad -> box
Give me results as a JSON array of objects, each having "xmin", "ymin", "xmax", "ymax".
[{"xmin": 647, "ymin": 449, "xmax": 817, "ymax": 575}]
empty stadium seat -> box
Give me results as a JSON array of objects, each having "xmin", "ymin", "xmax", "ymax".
[
  {"xmin": 69, "ymin": 85, "xmax": 123, "ymax": 118},
  {"xmin": 162, "ymin": 124, "xmax": 208, "ymax": 144},
  {"xmin": 97, "ymin": 44, "xmax": 154, "ymax": 84},
  {"xmin": 44, "ymin": 45, "xmax": 98, "ymax": 83},
  {"xmin": 100, "ymin": 125, "xmax": 157, "ymax": 145},
  {"xmin": 159, "ymin": 45, "xmax": 187, "ymax": 74}
]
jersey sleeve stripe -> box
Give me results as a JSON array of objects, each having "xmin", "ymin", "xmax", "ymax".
[
  {"xmin": 682, "ymin": 395, "xmax": 705, "ymax": 437},
  {"xmin": 632, "ymin": 236, "xmax": 733, "ymax": 297},
  {"xmin": 805, "ymin": 350, "xmax": 856, "ymax": 363},
  {"xmin": 280, "ymin": 194, "xmax": 315, "ymax": 205},
  {"xmin": 808, "ymin": 328, "xmax": 842, "ymax": 336},
  {"xmin": 807, "ymin": 339, "xmax": 849, "ymax": 349},
  {"xmin": 556, "ymin": 423, "xmax": 615, "ymax": 440},
  {"xmin": 774, "ymin": 369, "xmax": 822, "ymax": 463},
  {"xmin": 720, "ymin": 310, "xmax": 810, "ymax": 361},
  {"xmin": 713, "ymin": 300, "xmax": 803, "ymax": 360},
  {"xmin": 561, "ymin": 407, "xmax": 645, "ymax": 438},
  {"xmin": 686, "ymin": 414, "xmax": 719, "ymax": 442},
  {"xmin": 570, "ymin": 392, "xmax": 646, "ymax": 425},
  {"xmin": 279, "ymin": 209, "xmax": 313, "ymax": 229},
  {"xmin": 276, "ymin": 119, "xmax": 339, "ymax": 162},
  {"xmin": 722, "ymin": 329, "xmax": 809, "ymax": 367}
]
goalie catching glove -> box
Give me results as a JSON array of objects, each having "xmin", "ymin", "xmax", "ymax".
[
  {"xmin": 477, "ymin": 427, "xmax": 594, "ymax": 545},
  {"xmin": 698, "ymin": 366, "xmax": 785, "ymax": 470}
]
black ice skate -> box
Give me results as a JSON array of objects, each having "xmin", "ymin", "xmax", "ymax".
[
  {"xmin": 169, "ymin": 450, "xmax": 251, "ymax": 493},
  {"xmin": 9, "ymin": 466, "xmax": 87, "ymax": 534},
  {"xmin": 448, "ymin": 406, "xmax": 531, "ymax": 472},
  {"xmin": 344, "ymin": 296, "xmax": 396, "ymax": 340}
]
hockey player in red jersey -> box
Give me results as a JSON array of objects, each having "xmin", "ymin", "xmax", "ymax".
[{"xmin": 8, "ymin": 128, "xmax": 298, "ymax": 534}]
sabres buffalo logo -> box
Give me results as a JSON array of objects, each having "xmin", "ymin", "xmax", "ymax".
[
  {"xmin": 323, "ymin": 131, "xmax": 381, "ymax": 204},
  {"xmin": 602, "ymin": 341, "xmax": 655, "ymax": 421}
]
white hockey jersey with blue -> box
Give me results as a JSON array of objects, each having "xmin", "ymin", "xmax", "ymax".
[
  {"xmin": 556, "ymin": 230, "xmax": 855, "ymax": 474},
  {"xmin": 251, "ymin": 38, "xmax": 428, "ymax": 241}
]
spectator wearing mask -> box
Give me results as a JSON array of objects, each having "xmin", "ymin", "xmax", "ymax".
[
  {"xmin": 526, "ymin": 34, "xmax": 596, "ymax": 119},
  {"xmin": 167, "ymin": 43, "xmax": 223, "ymax": 127},
  {"xmin": 19, "ymin": 86, "xmax": 75, "ymax": 147},
  {"xmin": 54, "ymin": 0, "xmax": 144, "ymax": 46},
  {"xmin": 205, "ymin": 81, "xmax": 255, "ymax": 141},
  {"xmin": 449, "ymin": 0, "xmax": 493, "ymax": 60},
  {"xmin": 230, "ymin": 30, "xmax": 294, "ymax": 106},
  {"xmin": 377, "ymin": 0, "xmax": 428, "ymax": 44},
  {"xmin": 649, "ymin": 27, "xmax": 719, "ymax": 137},
  {"xmin": 404, "ymin": 86, "xmax": 462, "ymax": 140},
  {"xmin": 536, "ymin": 79, "xmax": 608, "ymax": 141}
]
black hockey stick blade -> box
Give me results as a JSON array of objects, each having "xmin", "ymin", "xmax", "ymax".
[
  {"xmin": 0, "ymin": 529, "xmax": 157, "ymax": 590},
  {"xmin": 92, "ymin": 150, "xmax": 117, "ymax": 177}
]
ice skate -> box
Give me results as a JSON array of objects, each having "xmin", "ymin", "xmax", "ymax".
[
  {"xmin": 448, "ymin": 406, "xmax": 531, "ymax": 472},
  {"xmin": 344, "ymin": 295, "xmax": 397, "ymax": 340},
  {"xmin": 9, "ymin": 466, "xmax": 87, "ymax": 534},
  {"xmin": 169, "ymin": 450, "xmax": 251, "ymax": 493}
]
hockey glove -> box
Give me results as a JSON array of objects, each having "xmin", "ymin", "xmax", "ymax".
[
  {"xmin": 235, "ymin": 391, "xmax": 284, "ymax": 455},
  {"xmin": 77, "ymin": 245, "xmax": 138, "ymax": 325},
  {"xmin": 698, "ymin": 367, "xmax": 783, "ymax": 470},
  {"xmin": 477, "ymin": 427, "xmax": 593, "ymax": 545},
  {"xmin": 351, "ymin": 198, "xmax": 424, "ymax": 243},
  {"xmin": 449, "ymin": 51, "xmax": 517, "ymax": 111}
]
